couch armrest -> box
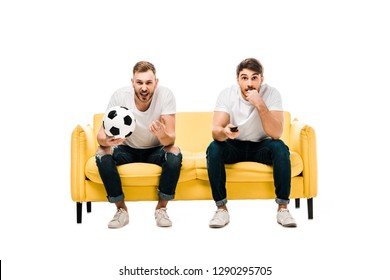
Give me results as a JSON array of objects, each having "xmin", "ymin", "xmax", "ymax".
[
  {"xmin": 70, "ymin": 124, "xmax": 96, "ymax": 201},
  {"xmin": 290, "ymin": 119, "xmax": 318, "ymax": 198}
]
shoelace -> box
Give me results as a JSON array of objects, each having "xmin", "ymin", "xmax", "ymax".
[
  {"xmin": 213, "ymin": 210, "xmax": 227, "ymax": 220},
  {"xmin": 215, "ymin": 209, "xmax": 227, "ymax": 215},
  {"xmin": 156, "ymin": 209, "xmax": 169, "ymax": 218},
  {"xmin": 278, "ymin": 209, "xmax": 294, "ymax": 222},
  {"xmin": 113, "ymin": 209, "xmax": 124, "ymax": 220}
]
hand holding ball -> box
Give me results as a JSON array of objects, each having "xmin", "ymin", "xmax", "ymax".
[{"xmin": 103, "ymin": 106, "xmax": 136, "ymax": 138}]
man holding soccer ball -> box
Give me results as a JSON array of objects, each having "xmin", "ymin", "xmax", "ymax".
[{"xmin": 96, "ymin": 61, "xmax": 182, "ymax": 229}]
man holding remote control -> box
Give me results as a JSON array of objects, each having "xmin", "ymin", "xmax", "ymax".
[{"xmin": 206, "ymin": 57, "xmax": 296, "ymax": 228}]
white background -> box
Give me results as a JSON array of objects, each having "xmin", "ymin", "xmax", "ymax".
[{"xmin": 1, "ymin": 0, "xmax": 389, "ymax": 279}]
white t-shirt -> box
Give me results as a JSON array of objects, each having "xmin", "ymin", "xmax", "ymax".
[
  {"xmin": 106, "ymin": 85, "xmax": 176, "ymax": 149},
  {"xmin": 214, "ymin": 83, "xmax": 283, "ymax": 142}
]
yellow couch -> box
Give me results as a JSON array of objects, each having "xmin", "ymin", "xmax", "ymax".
[{"xmin": 71, "ymin": 111, "xmax": 317, "ymax": 223}]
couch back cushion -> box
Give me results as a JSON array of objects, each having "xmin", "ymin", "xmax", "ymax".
[
  {"xmin": 93, "ymin": 111, "xmax": 291, "ymax": 150},
  {"xmin": 281, "ymin": 111, "xmax": 291, "ymax": 147},
  {"xmin": 175, "ymin": 112, "xmax": 214, "ymax": 153},
  {"xmin": 94, "ymin": 114, "xmax": 104, "ymax": 143}
]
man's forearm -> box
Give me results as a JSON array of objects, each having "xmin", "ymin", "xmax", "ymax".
[{"xmin": 257, "ymin": 106, "xmax": 283, "ymax": 139}]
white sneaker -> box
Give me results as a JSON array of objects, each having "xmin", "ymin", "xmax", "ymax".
[
  {"xmin": 155, "ymin": 208, "xmax": 172, "ymax": 227},
  {"xmin": 108, "ymin": 208, "xmax": 129, "ymax": 229},
  {"xmin": 277, "ymin": 208, "xmax": 297, "ymax": 227},
  {"xmin": 209, "ymin": 209, "xmax": 230, "ymax": 228}
]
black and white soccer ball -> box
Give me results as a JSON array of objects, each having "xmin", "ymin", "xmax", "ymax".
[{"xmin": 103, "ymin": 106, "xmax": 136, "ymax": 138}]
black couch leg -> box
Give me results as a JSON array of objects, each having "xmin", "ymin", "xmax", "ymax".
[
  {"xmin": 77, "ymin": 202, "xmax": 82, "ymax": 224},
  {"xmin": 87, "ymin": 202, "xmax": 92, "ymax": 213},
  {"xmin": 295, "ymin": 198, "xmax": 300, "ymax": 208},
  {"xmin": 307, "ymin": 198, "xmax": 313, "ymax": 219}
]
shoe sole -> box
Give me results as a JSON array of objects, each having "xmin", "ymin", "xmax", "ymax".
[
  {"xmin": 277, "ymin": 221, "xmax": 297, "ymax": 228},
  {"xmin": 155, "ymin": 218, "xmax": 172, "ymax": 227},
  {"xmin": 209, "ymin": 221, "xmax": 229, "ymax": 228}
]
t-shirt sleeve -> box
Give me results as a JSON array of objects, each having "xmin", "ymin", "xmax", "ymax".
[
  {"xmin": 161, "ymin": 89, "xmax": 176, "ymax": 115},
  {"xmin": 214, "ymin": 88, "xmax": 230, "ymax": 113},
  {"xmin": 267, "ymin": 87, "xmax": 283, "ymax": 111},
  {"xmin": 106, "ymin": 88, "xmax": 127, "ymax": 110},
  {"xmin": 107, "ymin": 95, "xmax": 119, "ymax": 110}
]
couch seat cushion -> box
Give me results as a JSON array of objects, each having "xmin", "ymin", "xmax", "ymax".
[
  {"xmin": 196, "ymin": 151, "xmax": 303, "ymax": 182},
  {"xmin": 85, "ymin": 154, "xmax": 196, "ymax": 187}
]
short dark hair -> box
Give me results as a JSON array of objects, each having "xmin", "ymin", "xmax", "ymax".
[
  {"xmin": 236, "ymin": 58, "xmax": 263, "ymax": 78},
  {"xmin": 133, "ymin": 61, "xmax": 156, "ymax": 75}
]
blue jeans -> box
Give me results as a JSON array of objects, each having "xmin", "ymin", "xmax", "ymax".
[
  {"xmin": 206, "ymin": 138, "xmax": 291, "ymax": 206},
  {"xmin": 95, "ymin": 145, "xmax": 182, "ymax": 203}
]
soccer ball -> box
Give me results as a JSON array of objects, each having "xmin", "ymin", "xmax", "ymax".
[{"xmin": 103, "ymin": 106, "xmax": 136, "ymax": 138}]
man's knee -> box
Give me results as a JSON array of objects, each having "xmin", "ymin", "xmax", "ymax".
[
  {"xmin": 270, "ymin": 140, "xmax": 290, "ymax": 158},
  {"xmin": 163, "ymin": 147, "xmax": 183, "ymax": 172},
  {"xmin": 206, "ymin": 140, "xmax": 224, "ymax": 158},
  {"xmin": 164, "ymin": 145, "xmax": 180, "ymax": 155},
  {"xmin": 96, "ymin": 146, "xmax": 113, "ymax": 161}
]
